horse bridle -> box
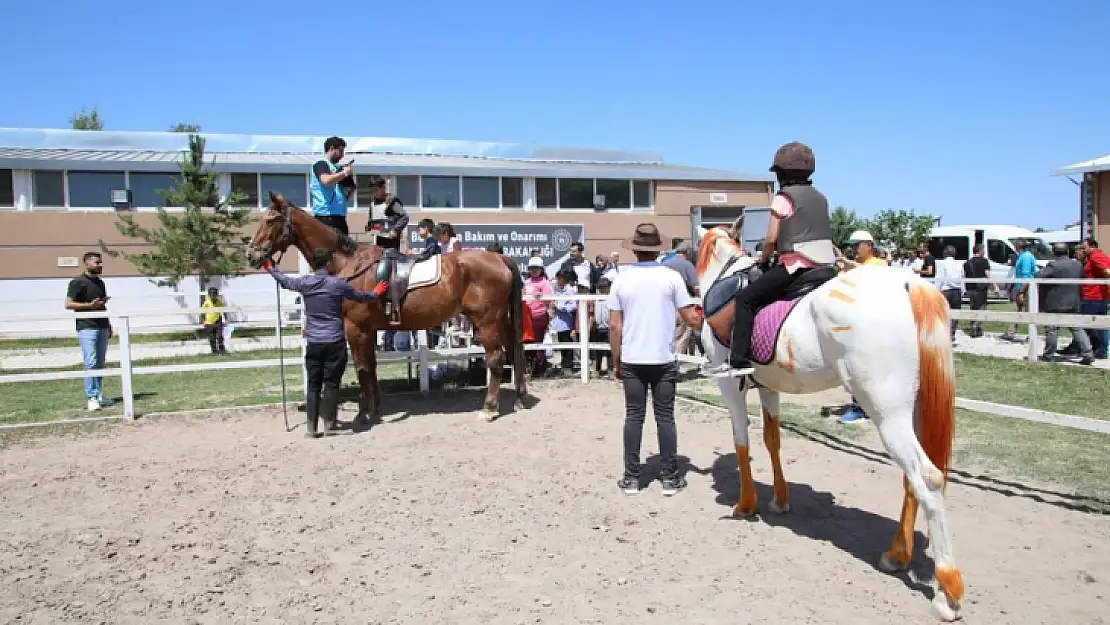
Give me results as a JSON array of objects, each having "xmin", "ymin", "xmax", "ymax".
[{"xmin": 261, "ymin": 206, "xmax": 296, "ymax": 265}]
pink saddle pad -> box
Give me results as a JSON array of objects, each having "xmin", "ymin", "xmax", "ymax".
[{"xmin": 750, "ymin": 299, "xmax": 802, "ymax": 364}]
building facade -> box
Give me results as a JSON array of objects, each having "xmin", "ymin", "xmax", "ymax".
[
  {"xmin": 0, "ymin": 127, "xmax": 772, "ymax": 336},
  {"xmin": 1054, "ymin": 154, "xmax": 1110, "ymax": 245}
]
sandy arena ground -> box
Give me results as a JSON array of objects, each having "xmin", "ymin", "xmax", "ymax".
[{"xmin": 1, "ymin": 381, "xmax": 1108, "ymax": 624}]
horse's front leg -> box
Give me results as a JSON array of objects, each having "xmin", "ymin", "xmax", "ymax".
[
  {"xmin": 346, "ymin": 321, "xmax": 381, "ymax": 427},
  {"xmin": 757, "ymin": 387, "xmax": 790, "ymax": 514},
  {"xmin": 718, "ymin": 377, "xmax": 757, "ymax": 517}
]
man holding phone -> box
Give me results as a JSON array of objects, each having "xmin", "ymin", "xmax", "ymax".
[
  {"xmin": 65, "ymin": 251, "xmax": 115, "ymax": 411},
  {"xmin": 309, "ymin": 136, "xmax": 356, "ymax": 235}
]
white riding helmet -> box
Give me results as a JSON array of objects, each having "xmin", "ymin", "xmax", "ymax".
[
  {"xmin": 847, "ymin": 230, "xmax": 875, "ymax": 244},
  {"xmin": 527, "ymin": 257, "xmax": 545, "ymax": 269}
]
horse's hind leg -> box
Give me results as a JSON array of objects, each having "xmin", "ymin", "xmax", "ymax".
[
  {"xmin": 756, "ymin": 387, "xmax": 790, "ymax": 514},
  {"xmin": 474, "ymin": 315, "xmax": 505, "ymax": 422},
  {"xmin": 503, "ymin": 318, "xmax": 527, "ymax": 409},
  {"xmin": 869, "ymin": 405, "xmax": 962, "ymax": 621},
  {"xmin": 718, "ymin": 377, "xmax": 757, "ymax": 517}
]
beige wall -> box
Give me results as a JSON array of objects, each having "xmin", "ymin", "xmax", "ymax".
[
  {"xmin": 1095, "ymin": 171, "xmax": 1109, "ymax": 247},
  {"xmin": 0, "ymin": 178, "xmax": 774, "ymax": 279}
]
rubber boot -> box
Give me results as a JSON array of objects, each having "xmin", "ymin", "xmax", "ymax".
[
  {"xmin": 304, "ymin": 392, "xmax": 320, "ymax": 438},
  {"xmin": 319, "ymin": 386, "xmax": 342, "ymax": 436}
]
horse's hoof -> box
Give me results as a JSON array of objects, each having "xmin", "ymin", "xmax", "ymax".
[
  {"xmin": 731, "ymin": 504, "xmax": 757, "ymax": 518},
  {"xmin": 478, "ymin": 409, "xmax": 497, "ymax": 422},
  {"xmin": 768, "ymin": 500, "xmax": 790, "ymax": 514},
  {"xmin": 878, "ymin": 552, "xmax": 910, "ymax": 573},
  {"xmin": 930, "ymin": 593, "xmax": 961, "ymax": 622}
]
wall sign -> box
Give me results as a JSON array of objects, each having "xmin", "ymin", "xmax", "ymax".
[{"xmin": 407, "ymin": 223, "xmax": 585, "ymax": 275}]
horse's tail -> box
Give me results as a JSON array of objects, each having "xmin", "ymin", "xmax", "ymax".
[
  {"xmin": 907, "ymin": 279, "xmax": 957, "ymax": 486},
  {"xmin": 501, "ymin": 254, "xmax": 526, "ymax": 373}
]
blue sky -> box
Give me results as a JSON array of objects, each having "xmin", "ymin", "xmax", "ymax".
[{"xmin": 1, "ymin": 0, "xmax": 1105, "ymax": 230}]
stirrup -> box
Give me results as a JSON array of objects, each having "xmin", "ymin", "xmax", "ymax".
[{"xmin": 704, "ymin": 361, "xmax": 754, "ymax": 378}]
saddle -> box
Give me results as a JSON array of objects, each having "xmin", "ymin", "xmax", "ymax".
[
  {"xmin": 381, "ymin": 251, "xmax": 444, "ymax": 326},
  {"xmin": 705, "ymin": 266, "xmax": 838, "ymax": 364}
]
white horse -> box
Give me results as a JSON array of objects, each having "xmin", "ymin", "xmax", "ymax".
[{"xmin": 695, "ymin": 226, "xmax": 963, "ymax": 621}]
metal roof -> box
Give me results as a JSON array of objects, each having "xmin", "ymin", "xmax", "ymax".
[
  {"xmin": 0, "ymin": 127, "xmax": 772, "ymax": 182},
  {"xmin": 1052, "ymin": 154, "xmax": 1110, "ymax": 176}
]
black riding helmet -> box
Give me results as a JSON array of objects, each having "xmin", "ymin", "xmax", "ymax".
[{"xmin": 769, "ymin": 141, "xmax": 815, "ymax": 174}]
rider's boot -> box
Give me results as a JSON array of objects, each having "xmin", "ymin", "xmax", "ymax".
[
  {"xmin": 319, "ymin": 385, "xmax": 342, "ymax": 436},
  {"xmin": 304, "ymin": 391, "xmax": 320, "ymax": 438}
]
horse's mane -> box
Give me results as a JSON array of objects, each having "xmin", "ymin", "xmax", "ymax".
[
  {"xmin": 695, "ymin": 227, "xmax": 738, "ymax": 278},
  {"xmin": 335, "ymin": 231, "xmax": 359, "ymax": 256}
]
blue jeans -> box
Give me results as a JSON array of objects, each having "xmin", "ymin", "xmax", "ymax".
[
  {"xmin": 1080, "ymin": 300, "xmax": 1109, "ymax": 357},
  {"xmin": 78, "ymin": 328, "xmax": 110, "ymax": 399}
]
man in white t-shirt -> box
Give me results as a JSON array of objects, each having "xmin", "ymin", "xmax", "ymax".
[{"xmin": 607, "ymin": 223, "xmax": 703, "ymax": 497}]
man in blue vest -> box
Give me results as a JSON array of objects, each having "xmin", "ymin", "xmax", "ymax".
[{"xmin": 309, "ymin": 136, "xmax": 356, "ymax": 235}]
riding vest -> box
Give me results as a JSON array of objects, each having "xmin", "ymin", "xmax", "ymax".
[
  {"xmin": 309, "ymin": 160, "xmax": 348, "ymax": 217},
  {"xmin": 367, "ymin": 194, "xmax": 409, "ymax": 234},
  {"xmin": 776, "ymin": 183, "xmax": 835, "ymax": 265}
]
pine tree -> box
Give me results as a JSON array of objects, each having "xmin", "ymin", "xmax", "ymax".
[{"xmin": 99, "ymin": 134, "xmax": 253, "ymax": 290}]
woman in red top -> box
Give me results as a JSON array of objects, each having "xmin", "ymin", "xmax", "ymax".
[{"xmin": 1078, "ymin": 238, "xmax": 1110, "ymax": 358}]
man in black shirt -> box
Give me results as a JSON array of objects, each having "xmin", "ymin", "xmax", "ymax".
[
  {"xmin": 65, "ymin": 251, "xmax": 115, "ymax": 411},
  {"xmin": 963, "ymin": 244, "xmax": 991, "ymax": 337},
  {"xmin": 916, "ymin": 242, "xmax": 936, "ymax": 279}
]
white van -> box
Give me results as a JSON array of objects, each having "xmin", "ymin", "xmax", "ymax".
[
  {"xmin": 927, "ymin": 225, "xmax": 1051, "ymax": 286},
  {"xmin": 1038, "ymin": 228, "xmax": 1081, "ymax": 257}
]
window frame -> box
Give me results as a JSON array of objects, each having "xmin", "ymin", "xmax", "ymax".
[
  {"xmin": 65, "ymin": 169, "xmax": 127, "ymax": 211},
  {"xmin": 531, "ymin": 178, "xmax": 653, "ymax": 212},
  {"xmin": 0, "ymin": 168, "xmax": 14, "ymax": 208},
  {"xmin": 228, "ymin": 173, "xmax": 261, "ymax": 210}
]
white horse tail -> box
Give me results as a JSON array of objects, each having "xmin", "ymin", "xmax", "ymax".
[{"xmin": 907, "ymin": 279, "xmax": 957, "ymax": 485}]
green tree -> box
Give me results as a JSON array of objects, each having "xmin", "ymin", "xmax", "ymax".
[
  {"xmin": 830, "ymin": 205, "xmax": 866, "ymax": 250},
  {"xmin": 169, "ymin": 123, "xmax": 201, "ymax": 133},
  {"xmin": 98, "ymin": 134, "xmax": 253, "ymax": 289},
  {"xmin": 863, "ymin": 208, "xmax": 936, "ymax": 255},
  {"xmin": 69, "ymin": 106, "xmax": 104, "ymax": 130}
]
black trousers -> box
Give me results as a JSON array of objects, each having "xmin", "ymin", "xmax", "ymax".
[
  {"xmin": 315, "ymin": 215, "xmax": 349, "ymax": 236},
  {"xmin": 305, "ymin": 340, "xmax": 348, "ymax": 398},
  {"xmin": 621, "ymin": 361, "xmax": 679, "ymax": 479},
  {"xmin": 728, "ymin": 264, "xmax": 805, "ymax": 365},
  {"xmin": 967, "ymin": 289, "xmax": 987, "ymax": 335},
  {"xmin": 943, "ymin": 288, "xmax": 962, "ymax": 338}
]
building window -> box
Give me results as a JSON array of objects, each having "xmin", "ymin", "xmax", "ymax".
[
  {"xmin": 68, "ymin": 170, "xmax": 126, "ymax": 208},
  {"xmin": 261, "ymin": 173, "xmax": 308, "ymax": 208},
  {"xmin": 536, "ymin": 178, "xmax": 557, "ymax": 209},
  {"xmin": 462, "ymin": 176, "xmax": 500, "ymax": 208},
  {"xmin": 33, "ymin": 171, "xmax": 65, "ymax": 207},
  {"xmin": 0, "ymin": 169, "xmax": 13, "ymax": 207},
  {"xmin": 596, "ymin": 179, "xmax": 631, "ymax": 210},
  {"xmin": 501, "ymin": 177, "xmax": 523, "ymax": 208},
  {"xmin": 354, "ymin": 175, "xmax": 380, "ymax": 208},
  {"xmin": 229, "ymin": 173, "xmax": 259, "ymax": 208},
  {"xmin": 558, "ymin": 178, "xmax": 594, "ymax": 209},
  {"xmin": 421, "ymin": 176, "xmax": 460, "ymax": 208},
  {"xmin": 633, "ymin": 180, "xmax": 651, "ymax": 208},
  {"xmin": 130, "ymin": 172, "xmax": 180, "ymax": 208},
  {"xmin": 396, "ymin": 175, "xmax": 420, "ymax": 207}
]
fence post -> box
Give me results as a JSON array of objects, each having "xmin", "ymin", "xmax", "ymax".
[
  {"xmin": 418, "ymin": 330, "xmax": 430, "ymax": 394},
  {"xmin": 1026, "ymin": 280, "xmax": 1040, "ymax": 362},
  {"xmin": 118, "ymin": 315, "xmax": 136, "ymax": 420},
  {"xmin": 578, "ymin": 298, "xmax": 589, "ymax": 384}
]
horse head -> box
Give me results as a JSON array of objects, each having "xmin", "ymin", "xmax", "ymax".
[
  {"xmin": 695, "ymin": 226, "xmax": 752, "ymax": 292},
  {"xmin": 247, "ymin": 191, "xmax": 297, "ymax": 268}
]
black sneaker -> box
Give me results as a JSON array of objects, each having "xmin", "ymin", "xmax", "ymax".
[
  {"xmin": 617, "ymin": 476, "xmax": 641, "ymax": 496},
  {"xmin": 660, "ymin": 475, "xmax": 687, "ymax": 497}
]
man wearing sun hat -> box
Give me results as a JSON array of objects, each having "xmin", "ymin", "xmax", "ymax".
[{"xmin": 607, "ymin": 223, "xmax": 704, "ymax": 497}]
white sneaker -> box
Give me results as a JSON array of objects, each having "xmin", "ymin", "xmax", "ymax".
[
  {"xmin": 87, "ymin": 398, "xmax": 101, "ymax": 411},
  {"xmin": 98, "ymin": 396, "xmax": 116, "ymax": 407}
]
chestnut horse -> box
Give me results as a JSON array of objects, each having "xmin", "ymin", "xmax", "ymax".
[{"xmin": 247, "ymin": 192, "xmax": 528, "ymax": 424}]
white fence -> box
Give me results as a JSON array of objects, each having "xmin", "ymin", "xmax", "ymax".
[{"xmin": 0, "ymin": 277, "xmax": 1107, "ymax": 434}]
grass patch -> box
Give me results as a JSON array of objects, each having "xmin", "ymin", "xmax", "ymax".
[
  {"xmin": 0, "ymin": 349, "xmax": 485, "ymax": 426},
  {"xmin": 954, "ymin": 352, "xmax": 1109, "ymax": 420},
  {"xmin": 0, "ymin": 326, "xmax": 301, "ymax": 351},
  {"xmin": 953, "ymin": 408, "xmax": 1110, "ymax": 513}
]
